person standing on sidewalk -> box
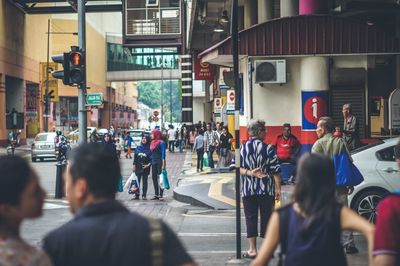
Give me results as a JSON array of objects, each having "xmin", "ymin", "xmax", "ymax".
[
  {"xmin": 204, "ymin": 123, "xmax": 219, "ymax": 169},
  {"xmin": 251, "ymin": 153, "xmax": 374, "ymax": 266},
  {"xmin": 217, "ymin": 126, "xmax": 233, "ymax": 168},
  {"xmin": 342, "ymin": 103, "xmax": 359, "ymax": 151},
  {"xmin": 150, "ymin": 129, "xmax": 166, "ymax": 200},
  {"xmin": 43, "ymin": 143, "xmax": 196, "ymax": 266},
  {"xmin": 373, "ymin": 140, "xmax": 400, "ymax": 266},
  {"xmin": 193, "ymin": 129, "xmax": 205, "ymax": 172},
  {"xmin": 133, "ymin": 135, "xmax": 152, "ymax": 200},
  {"xmin": 0, "ymin": 156, "xmax": 50, "ymax": 266},
  {"xmin": 311, "ymin": 116, "xmax": 359, "ymax": 254},
  {"xmin": 167, "ymin": 125, "xmax": 176, "ymax": 153},
  {"xmin": 239, "ymin": 119, "xmax": 281, "ymax": 259},
  {"xmin": 124, "ymin": 132, "xmax": 133, "ymax": 159}
]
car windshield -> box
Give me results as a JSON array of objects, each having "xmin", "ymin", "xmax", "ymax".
[
  {"xmin": 129, "ymin": 131, "xmax": 143, "ymax": 138},
  {"xmin": 35, "ymin": 134, "xmax": 54, "ymax": 142},
  {"xmin": 351, "ymin": 140, "xmax": 384, "ymax": 155}
]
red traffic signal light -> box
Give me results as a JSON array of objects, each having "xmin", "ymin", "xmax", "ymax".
[{"xmin": 70, "ymin": 52, "xmax": 83, "ymax": 66}]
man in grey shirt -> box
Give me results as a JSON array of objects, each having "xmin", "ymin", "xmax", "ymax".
[{"xmin": 342, "ymin": 103, "xmax": 359, "ymax": 151}]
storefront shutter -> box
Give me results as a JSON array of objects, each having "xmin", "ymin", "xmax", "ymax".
[{"xmin": 330, "ymin": 87, "xmax": 365, "ymax": 139}]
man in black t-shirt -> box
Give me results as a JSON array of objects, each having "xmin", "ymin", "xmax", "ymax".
[{"xmin": 43, "ymin": 143, "xmax": 196, "ymax": 266}]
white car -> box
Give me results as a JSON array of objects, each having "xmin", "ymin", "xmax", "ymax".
[
  {"xmin": 127, "ymin": 129, "xmax": 144, "ymax": 150},
  {"xmin": 350, "ymin": 137, "xmax": 400, "ymax": 223},
  {"xmin": 31, "ymin": 132, "xmax": 57, "ymax": 162},
  {"xmin": 68, "ymin": 127, "xmax": 97, "ymax": 141}
]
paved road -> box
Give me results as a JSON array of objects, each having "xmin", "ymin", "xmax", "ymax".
[{"xmin": 9, "ymin": 148, "xmax": 369, "ymax": 266}]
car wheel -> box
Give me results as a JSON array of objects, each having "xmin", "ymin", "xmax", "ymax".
[
  {"xmin": 31, "ymin": 157, "xmax": 37, "ymax": 162},
  {"xmin": 352, "ymin": 189, "xmax": 388, "ymax": 224}
]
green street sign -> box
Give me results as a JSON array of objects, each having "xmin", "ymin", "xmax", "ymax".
[{"xmin": 86, "ymin": 93, "xmax": 103, "ymax": 106}]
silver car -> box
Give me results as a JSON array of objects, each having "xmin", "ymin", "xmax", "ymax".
[{"xmin": 31, "ymin": 132, "xmax": 57, "ymax": 162}]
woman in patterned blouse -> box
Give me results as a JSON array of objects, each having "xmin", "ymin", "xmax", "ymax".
[
  {"xmin": 0, "ymin": 156, "xmax": 51, "ymax": 266},
  {"xmin": 240, "ymin": 119, "xmax": 282, "ymax": 259}
]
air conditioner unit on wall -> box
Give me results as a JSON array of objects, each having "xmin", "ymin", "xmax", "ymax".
[{"xmin": 254, "ymin": 59, "xmax": 287, "ymax": 84}]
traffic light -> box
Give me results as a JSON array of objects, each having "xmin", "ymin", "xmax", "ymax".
[
  {"xmin": 51, "ymin": 53, "xmax": 70, "ymax": 85},
  {"xmin": 69, "ymin": 48, "xmax": 84, "ymax": 84}
]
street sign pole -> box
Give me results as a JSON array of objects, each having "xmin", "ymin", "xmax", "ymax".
[
  {"xmin": 78, "ymin": 0, "xmax": 87, "ymax": 143},
  {"xmin": 45, "ymin": 18, "xmax": 50, "ymax": 132},
  {"xmin": 231, "ymin": 0, "xmax": 241, "ymax": 259}
]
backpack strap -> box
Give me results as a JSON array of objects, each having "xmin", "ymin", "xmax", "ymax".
[
  {"xmin": 277, "ymin": 204, "xmax": 292, "ymax": 266},
  {"xmin": 147, "ymin": 217, "xmax": 163, "ymax": 266}
]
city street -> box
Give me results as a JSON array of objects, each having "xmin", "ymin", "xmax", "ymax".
[{"xmin": 9, "ymin": 149, "xmax": 368, "ymax": 266}]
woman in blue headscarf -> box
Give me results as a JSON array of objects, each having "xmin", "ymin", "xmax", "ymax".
[{"xmin": 132, "ymin": 134, "xmax": 152, "ymax": 200}]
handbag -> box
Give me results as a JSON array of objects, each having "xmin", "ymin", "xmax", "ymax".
[
  {"xmin": 128, "ymin": 173, "xmax": 140, "ymax": 194},
  {"xmin": 203, "ymin": 152, "xmax": 209, "ymax": 167},
  {"xmin": 118, "ymin": 175, "xmax": 124, "ymax": 192},
  {"xmin": 333, "ymin": 151, "xmax": 364, "ymax": 186}
]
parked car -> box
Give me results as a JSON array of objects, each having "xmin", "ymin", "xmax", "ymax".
[
  {"xmin": 68, "ymin": 127, "xmax": 97, "ymax": 142},
  {"xmin": 31, "ymin": 132, "xmax": 57, "ymax": 162},
  {"xmin": 349, "ymin": 137, "xmax": 400, "ymax": 223},
  {"xmin": 127, "ymin": 129, "xmax": 144, "ymax": 150}
]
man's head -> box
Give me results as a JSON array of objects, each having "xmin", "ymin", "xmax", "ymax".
[
  {"xmin": 206, "ymin": 123, "xmax": 212, "ymax": 132},
  {"xmin": 216, "ymin": 122, "xmax": 221, "ymax": 131},
  {"xmin": 282, "ymin": 123, "xmax": 291, "ymax": 138},
  {"xmin": 65, "ymin": 143, "xmax": 120, "ymax": 213},
  {"xmin": 316, "ymin": 116, "xmax": 335, "ymax": 139},
  {"xmin": 342, "ymin": 103, "xmax": 352, "ymax": 118}
]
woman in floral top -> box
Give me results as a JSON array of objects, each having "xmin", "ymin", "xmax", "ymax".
[{"xmin": 0, "ymin": 156, "xmax": 51, "ymax": 266}]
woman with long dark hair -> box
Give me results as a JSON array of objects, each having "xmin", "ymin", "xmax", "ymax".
[
  {"xmin": 217, "ymin": 126, "xmax": 233, "ymax": 168},
  {"xmin": 132, "ymin": 134, "xmax": 152, "ymax": 200},
  {"xmin": 251, "ymin": 153, "xmax": 374, "ymax": 266},
  {"xmin": 0, "ymin": 156, "xmax": 50, "ymax": 265},
  {"xmin": 150, "ymin": 129, "xmax": 166, "ymax": 200}
]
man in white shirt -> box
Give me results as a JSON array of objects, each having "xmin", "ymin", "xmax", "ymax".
[{"xmin": 167, "ymin": 126, "xmax": 176, "ymax": 152}]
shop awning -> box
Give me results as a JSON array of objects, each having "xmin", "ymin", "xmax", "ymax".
[{"xmin": 199, "ymin": 15, "xmax": 400, "ymax": 66}]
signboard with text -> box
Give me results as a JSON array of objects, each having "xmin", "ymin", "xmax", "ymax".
[
  {"xmin": 214, "ymin": 98, "xmax": 222, "ymax": 115},
  {"xmin": 227, "ymin": 90, "xmax": 235, "ymax": 115},
  {"xmin": 86, "ymin": 93, "xmax": 104, "ymax": 106},
  {"xmin": 194, "ymin": 54, "xmax": 214, "ymax": 80}
]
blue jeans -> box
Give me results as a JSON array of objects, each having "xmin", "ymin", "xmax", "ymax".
[{"xmin": 179, "ymin": 139, "xmax": 184, "ymax": 152}]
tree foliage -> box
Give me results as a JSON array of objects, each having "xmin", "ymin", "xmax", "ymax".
[{"xmin": 138, "ymin": 80, "xmax": 182, "ymax": 122}]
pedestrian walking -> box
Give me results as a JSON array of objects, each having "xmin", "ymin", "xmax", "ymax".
[
  {"xmin": 373, "ymin": 140, "xmax": 400, "ymax": 266},
  {"xmin": 0, "ymin": 156, "xmax": 50, "ymax": 266},
  {"xmin": 167, "ymin": 125, "xmax": 176, "ymax": 152},
  {"xmin": 124, "ymin": 132, "xmax": 133, "ymax": 159},
  {"xmin": 217, "ymin": 126, "xmax": 233, "ymax": 168},
  {"xmin": 342, "ymin": 103, "xmax": 359, "ymax": 151},
  {"xmin": 193, "ymin": 129, "xmax": 205, "ymax": 172},
  {"xmin": 115, "ymin": 138, "xmax": 122, "ymax": 159},
  {"xmin": 43, "ymin": 143, "xmax": 196, "ymax": 266},
  {"xmin": 239, "ymin": 119, "xmax": 281, "ymax": 259},
  {"xmin": 251, "ymin": 153, "xmax": 374, "ymax": 266},
  {"xmin": 311, "ymin": 116, "xmax": 359, "ymax": 254},
  {"xmin": 133, "ymin": 135, "xmax": 152, "ymax": 200},
  {"xmin": 189, "ymin": 129, "xmax": 195, "ymax": 150},
  {"xmin": 204, "ymin": 123, "xmax": 219, "ymax": 168},
  {"xmin": 150, "ymin": 129, "xmax": 166, "ymax": 200}
]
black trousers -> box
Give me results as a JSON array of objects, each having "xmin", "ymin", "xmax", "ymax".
[
  {"xmin": 151, "ymin": 163, "xmax": 164, "ymax": 197},
  {"xmin": 136, "ymin": 172, "xmax": 149, "ymax": 197},
  {"xmin": 242, "ymin": 195, "xmax": 275, "ymax": 238},
  {"xmin": 168, "ymin": 140, "xmax": 175, "ymax": 152},
  {"xmin": 196, "ymin": 148, "xmax": 204, "ymax": 170}
]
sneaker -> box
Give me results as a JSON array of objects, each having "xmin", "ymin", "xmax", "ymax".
[
  {"xmin": 345, "ymin": 246, "xmax": 359, "ymax": 254},
  {"xmin": 142, "ymin": 195, "xmax": 147, "ymax": 200},
  {"xmin": 150, "ymin": 196, "xmax": 159, "ymax": 200},
  {"xmin": 159, "ymin": 197, "xmax": 165, "ymax": 201}
]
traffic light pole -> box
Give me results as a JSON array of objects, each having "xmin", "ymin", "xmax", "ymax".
[
  {"xmin": 77, "ymin": 0, "xmax": 87, "ymax": 143},
  {"xmin": 44, "ymin": 18, "xmax": 50, "ymax": 132}
]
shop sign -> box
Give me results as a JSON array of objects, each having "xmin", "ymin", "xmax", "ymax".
[
  {"xmin": 214, "ymin": 98, "xmax": 222, "ymax": 114},
  {"xmin": 301, "ymin": 91, "xmax": 328, "ymax": 130},
  {"xmin": 86, "ymin": 93, "xmax": 103, "ymax": 106},
  {"xmin": 194, "ymin": 54, "xmax": 214, "ymax": 80}
]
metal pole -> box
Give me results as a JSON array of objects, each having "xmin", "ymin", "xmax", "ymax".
[
  {"xmin": 170, "ymin": 68, "xmax": 172, "ymax": 124},
  {"xmin": 231, "ymin": 0, "xmax": 241, "ymax": 259},
  {"xmin": 45, "ymin": 19, "xmax": 50, "ymax": 132},
  {"xmin": 161, "ymin": 53, "xmax": 164, "ymax": 129},
  {"xmin": 78, "ymin": 0, "xmax": 87, "ymax": 143}
]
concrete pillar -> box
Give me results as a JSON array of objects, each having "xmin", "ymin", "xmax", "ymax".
[
  {"xmin": 258, "ymin": 0, "xmax": 273, "ymax": 23},
  {"xmin": 281, "ymin": 0, "xmax": 299, "ymax": 17},
  {"xmin": 244, "ymin": 0, "xmax": 257, "ymax": 29},
  {"xmin": 299, "ymin": 0, "xmax": 328, "ymax": 15},
  {"xmin": 300, "ymin": 57, "xmax": 329, "ymax": 151}
]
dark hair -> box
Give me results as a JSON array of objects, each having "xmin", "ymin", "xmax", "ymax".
[
  {"xmin": 293, "ymin": 153, "xmax": 337, "ymax": 237},
  {"xmin": 69, "ymin": 143, "xmax": 120, "ymax": 199},
  {"xmin": 283, "ymin": 123, "xmax": 291, "ymax": 128},
  {"xmin": 207, "ymin": 122, "xmax": 212, "ymax": 127},
  {"xmin": 318, "ymin": 116, "xmax": 335, "ymax": 133},
  {"xmin": 198, "ymin": 129, "xmax": 204, "ymax": 135},
  {"xmin": 0, "ymin": 156, "xmax": 32, "ymax": 205}
]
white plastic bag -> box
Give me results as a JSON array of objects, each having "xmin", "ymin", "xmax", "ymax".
[
  {"xmin": 159, "ymin": 173, "xmax": 165, "ymax": 189},
  {"xmin": 124, "ymin": 173, "xmax": 135, "ymax": 190}
]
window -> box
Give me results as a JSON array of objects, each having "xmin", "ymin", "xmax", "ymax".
[
  {"xmin": 146, "ymin": 0, "xmax": 159, "ymax": 7},
  {"xmin": 376, "ymin": 146, "xmax": 396, "ymax": 161}
]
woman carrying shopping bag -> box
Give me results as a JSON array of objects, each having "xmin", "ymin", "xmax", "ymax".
[
  {"xmin": 150, "ymin": 129, "xmax": 167, "ymax": 200},
  {"xmin": 218, "ymin": 126, "xmax": 233, "ymax": 168},
  {"xmin": 132, "ymin": 134, "xmax": 152, "ymax": 200}
]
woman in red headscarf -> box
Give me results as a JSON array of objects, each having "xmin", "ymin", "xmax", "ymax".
[{"xmin": 150, "ymin": 129, "xmax": 166, "ymax": 200}]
